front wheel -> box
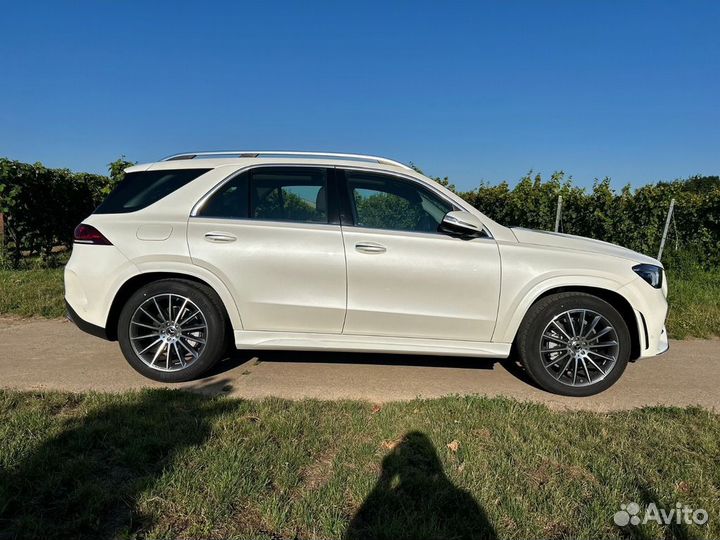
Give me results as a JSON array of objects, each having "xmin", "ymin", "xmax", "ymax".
[
  {"xmin": 516, "ymin": 292, "xmax": 631, "ymax": 396},
  {"xmin": 117, "ymin": 279, "xmax": 228, "ymax": 382}
]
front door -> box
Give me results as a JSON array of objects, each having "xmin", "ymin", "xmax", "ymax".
[
  {"xmin": 339, "ymin": 169, "xmax": 501, "ymax": 341},
  {"xmin": 188, "ymin": 166, "xmax": 347, "ymax": 333}
]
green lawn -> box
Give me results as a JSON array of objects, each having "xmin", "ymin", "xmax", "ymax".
[
  {"xmin": 0, "ymin": 389, "xmax": 718, "ymax": 539},
  {"xmin": 1, "ymin": 267, "xmax": 718, "ymax": 338},
  {"xmin": 0, "ymin": 268, "xmax": 65, "ymax": 318},
  {"xmin": 666, "ymin": 268, "xmax": 720, "ymax": 339}
]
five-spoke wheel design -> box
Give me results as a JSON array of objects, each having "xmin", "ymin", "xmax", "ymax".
[
  {"xmin": 539, "ymin": 309, "xmax": 619, "ymax": 387},
  {"xmin": 129, "ymin": 293, "xmax": 208, "ymax": 372}
]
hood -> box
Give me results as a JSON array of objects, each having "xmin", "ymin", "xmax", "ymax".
[{"xmin": 511, "ymin": 228, "xmax": 662, "ymax": 267}]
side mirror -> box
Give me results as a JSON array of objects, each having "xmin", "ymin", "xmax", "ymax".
[{"xmin": 438, "ymin": 211, "xmax": 487, "ymax": 239}]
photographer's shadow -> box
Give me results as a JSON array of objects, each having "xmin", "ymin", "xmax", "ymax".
[{"xmin": 345, "ymin": 431, "xmax": 497, "ymax": 540}]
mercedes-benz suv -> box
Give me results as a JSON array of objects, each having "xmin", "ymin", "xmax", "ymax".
[{"xmin": 65, "ymin": 151, "xmax": 669, "ymax": 396}]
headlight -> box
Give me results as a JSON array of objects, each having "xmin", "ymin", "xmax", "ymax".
[{"xmin": 633, "ymin": 264, "xmax": 663, "ymax": 289}]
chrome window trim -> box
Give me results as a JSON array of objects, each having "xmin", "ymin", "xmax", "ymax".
[
  {"xmin": 189, "ymin": 215, "xmax": 340, "ymax": 231},
  {"xmin": 340, "ymin": 224, "xmax": 496, "ymax": 242},
  {"xmin": 190, "ymin": 163, "xmax": 494, "ymax": 240}
]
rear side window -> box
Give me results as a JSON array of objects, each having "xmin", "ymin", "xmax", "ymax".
[
  {"xmin": 95, "ymin": 168, "xmax": 210, "ymax": 214},
  {"xmin": 251, "ymin": 168, "xmax": 327, "ymax": 223},
  {"xmin": 196, "ymin": 167, "xmax": 328, "ymax": 223}
]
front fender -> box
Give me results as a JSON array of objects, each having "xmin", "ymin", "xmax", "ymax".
[{"xmin": 492, "ymin": 274, "xmax": 633, "ymax": 343}]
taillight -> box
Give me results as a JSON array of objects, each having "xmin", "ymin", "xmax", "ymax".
[{"xmin": 73, "ymin": 224, "xmax": 113, "ymax": 245}]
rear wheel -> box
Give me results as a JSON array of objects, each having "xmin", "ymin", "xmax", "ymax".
[
  {"xmin": 516, "ymin": 292, "xmax": 631, "ymax": 396},
  {"xmin": 117, "ymin": 279, "xmax": 228, "ymax": 382}
]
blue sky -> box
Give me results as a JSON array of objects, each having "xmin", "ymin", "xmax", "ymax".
[{"xmin": 1, "ymin": 1, "xmax": 718, "ymax": 190}]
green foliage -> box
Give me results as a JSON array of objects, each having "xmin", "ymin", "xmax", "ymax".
[
  {"xmin": 458, "ymin": 172, "xmax": 720, "ymax": 270},
  {"xmin": 410, "ymin": 161, "xmax": 456, "ymax": 192},
  {"xmin": 1, "ymin": 155, "xmax": 718, "ymax": 271},
  {"xmin": 104, "ymin": 156, "xmax": 135, "ymax": 196},
  {"xmin": 411, "ymin": 163, "xmax": 720, "ymax": 269},
  {"xmin": 0, "ymin": 157, "xmax": 128, "ymax": 267}
]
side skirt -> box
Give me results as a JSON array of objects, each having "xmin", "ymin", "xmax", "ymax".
[{"xmin": 233, "ymin": 330, "xmax": 511, "ymax": 358}]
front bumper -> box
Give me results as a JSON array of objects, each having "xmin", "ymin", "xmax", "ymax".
[
  {"xmin": 656, "ymin": 325, "xmax": 669, "ymax": 355},
  {"xmin": 66, "ymin": 300, "xmax": 110, "ymax": 340},
  {"xmin": 617, "ymin": 278, "xmax": 669, "ymax": 359},
  {"xmin": 631, "ymin": 326, "xmax": 669, "ymax": 362}
]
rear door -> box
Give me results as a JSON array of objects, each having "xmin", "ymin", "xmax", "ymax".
[
  {"xmin": 187, "ymin": 166, "xmax": 347, "ymax": 333},
  {"xmin": 339, "ymin": 169, "xmax": 501, "ymax": 341}
]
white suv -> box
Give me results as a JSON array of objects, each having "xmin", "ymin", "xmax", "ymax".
[{"xmin": 65, "ymin": 151, "xmax": 669, "ymax": 396}]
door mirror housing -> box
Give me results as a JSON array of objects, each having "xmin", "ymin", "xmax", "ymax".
[{"xmin": 438, "ymin": 211, "xmax": 487, "ymax": 239}]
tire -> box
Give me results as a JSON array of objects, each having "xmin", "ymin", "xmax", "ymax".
[
  {"xmin": 117, "ymin": 278, "xmax": 228, "ymax": 383},
  {"xmin": 516, "ymin": 292, "xmax": 631, "ymax": 397}
]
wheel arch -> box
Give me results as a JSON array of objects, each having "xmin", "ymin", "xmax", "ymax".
[
  {"xmin": 105, "ymin": 271, "xmax": 241, "ymax": 341},
  {"xmin": 518, "ymin": 285, "xmax": 642, "ymax": 360}
]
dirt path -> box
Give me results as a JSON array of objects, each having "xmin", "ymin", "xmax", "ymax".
[{"xmin": 1, "ymin": 317, "xmax": 717, "ymax": 411}]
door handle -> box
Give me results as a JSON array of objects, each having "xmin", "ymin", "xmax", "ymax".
[
  {"xmin": 204, "ymin": 232, "xmax": 237, "ymax": 243},
  {"xmin": 355, "ymin": 242, "xmax": 387, "ymax": 254}
]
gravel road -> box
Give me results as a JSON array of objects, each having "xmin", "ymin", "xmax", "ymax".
[{"xmin": 1, "ymin": 317, "xmax": 717, "ymax": 411}]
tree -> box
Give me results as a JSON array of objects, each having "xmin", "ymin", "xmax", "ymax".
[
  {"xmin": 104, "ymin": 156, "xmax": 136, "ymax": 196},
  {"xmin": 409, "ymin": 162, "xmax": 457, "ymax": 193}
]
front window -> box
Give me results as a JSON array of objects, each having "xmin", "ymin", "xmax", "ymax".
[{"xmin": 345, "ymin": 172, "xmax": 453, "ymax": 233}]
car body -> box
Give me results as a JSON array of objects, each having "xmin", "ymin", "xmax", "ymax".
[{"xmin": 65, "ymin": 151, "xmax": 669, "ymax": 396}]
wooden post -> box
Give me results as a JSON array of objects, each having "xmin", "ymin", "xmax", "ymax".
[
  {"xmin": 657, "ymin": 198, "xmax": 676, "ymax": 261},
  {"xmin": 554, "ymin": 195, "xmax": 563, "ymax": 232}
]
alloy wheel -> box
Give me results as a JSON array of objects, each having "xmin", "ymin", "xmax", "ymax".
[
  {"xmin": 129, "ymin": 293, "xmax": 208, "ymax": 372},
  {"xmin": 539, "ymin": 309, "xmax": 619, "ymax": 387}
]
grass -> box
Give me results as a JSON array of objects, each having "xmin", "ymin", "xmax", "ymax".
[
  {"xmin": 0, "ymin": 389, "xmax": 718, "ymax": 539},
  {"xmin": 0, "ymin": 268, "xmax": 65, "ymax": 318},
  {"xmin": 1, "ymin": 267, "xmax": 719, "ymax": 338},
  {"xmin": 666, "ymin": 268, "xmax": 720, "ymax": 339}
]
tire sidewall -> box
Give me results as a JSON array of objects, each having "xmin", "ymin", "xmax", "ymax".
[
  {"xmin": 520, "ymin": 294, "xmax": 631, "ymax": 397},
  {"xmin": 117, "ymin": 279, "xmax": 226, "ymax": 383}
]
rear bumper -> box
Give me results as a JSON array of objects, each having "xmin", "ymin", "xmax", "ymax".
[
  {"xmin": 64, "ymin": 243, "xmax": 137, "ymax": 329},
  {"xmin": 66, "ymin": 300, "xmax": 110, "ymax": 340}
]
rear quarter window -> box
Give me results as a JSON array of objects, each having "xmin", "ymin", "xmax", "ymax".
[{"xmin": 95, "ymin": 168, "xmax": 210, "ymax": 214}]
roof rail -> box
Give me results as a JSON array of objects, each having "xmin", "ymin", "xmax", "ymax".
[{"xmin": 161, "ymin": 151, "xmax": 413, "ymax": 170}]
